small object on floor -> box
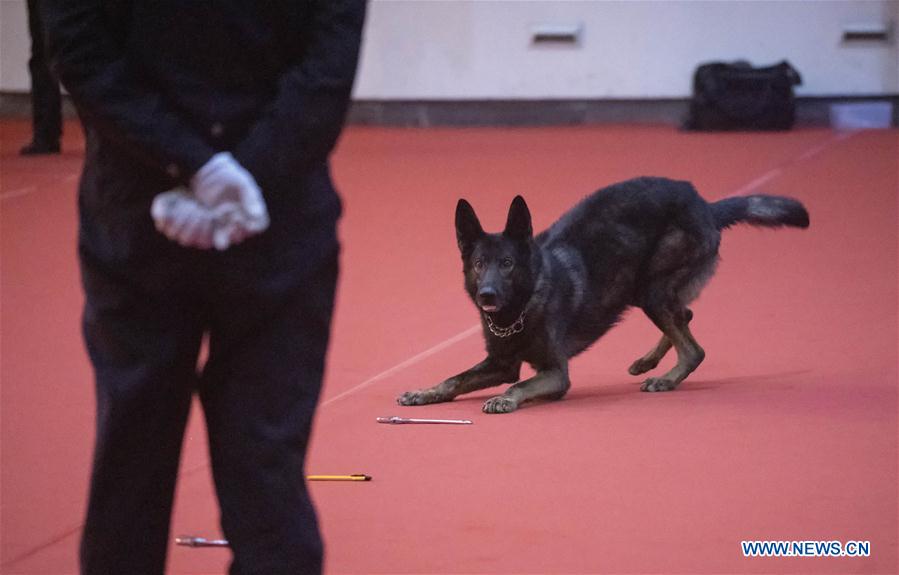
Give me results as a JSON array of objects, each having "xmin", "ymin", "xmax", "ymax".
[
  {"xmin": 307, "ymin": 474, "xmax": 372, "ymax": 481},
  {"xmin": 377, "ymin": 416, "xmax": 473, "ymax": 425},
  {"xmin": 19, "ymin": 140, "xmax": 61, "ymax": 155},
  {"xmin": 175, "ymin": 535, "xmax": 230, "ymax": 548}
]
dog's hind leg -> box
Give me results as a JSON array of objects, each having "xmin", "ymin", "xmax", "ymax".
[
  {"xmin": 638, "ymin": 226, "xmax": 716, "ymax": 391},
  {"xmin": 639, "ymin": 306, "xmax": 704, "ymax": 392},
  {"xmin": 628, "ymin": 309, "xmax": 693, "ymax": 376},
  {"xmin": 397, "ymin": 357, "xmax": 521, "ymax": 406},
  {"xmin": 483, "ymin": 362, "xmax": 570, "ymax": 414}
]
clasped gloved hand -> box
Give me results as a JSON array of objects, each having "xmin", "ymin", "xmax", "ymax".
[{"xmin": 151, "ymin": 152, "xmax": 270, "ymax": 250}]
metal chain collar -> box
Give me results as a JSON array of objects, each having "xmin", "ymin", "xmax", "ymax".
[{"xmin": 484, "ymin": 311, "xmax": 526, "ymax": 338}]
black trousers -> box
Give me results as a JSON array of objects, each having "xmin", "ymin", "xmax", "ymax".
[
  {"xmin": 26, "ymin": 0, "xmax": 62, "ymax": 144},
  {"xmin": 77, "ymin": 189, "xmax": 340, "ymax": 575}
]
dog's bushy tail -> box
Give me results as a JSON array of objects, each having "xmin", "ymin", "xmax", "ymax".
[{"xmin": 711, "ymin": 195, "xmax": 809, "ymax": 230}]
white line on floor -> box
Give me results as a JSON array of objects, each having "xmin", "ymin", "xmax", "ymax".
[{"xmin": 320, "ymin": 324, "xmax": 481, "ymax": 407}]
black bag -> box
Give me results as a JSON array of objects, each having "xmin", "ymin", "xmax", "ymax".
[{"xmin": 684, "ymin": 60, "xmax": 802, "ymax": 131}]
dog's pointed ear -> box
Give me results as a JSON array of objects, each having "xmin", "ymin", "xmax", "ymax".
[
  {"xmin": 503, "ymin": 195, "xmax": 532, "ymax": 242},
  {"xmin": 455, "ymin": 199, "xmax": 484, "ymax": 255}
]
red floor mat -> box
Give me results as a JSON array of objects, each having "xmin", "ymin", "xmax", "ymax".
[{"xmin": 1, "ymin": 120, "xmax": 896, "ymax": 574}]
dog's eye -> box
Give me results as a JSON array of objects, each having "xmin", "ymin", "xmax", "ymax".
[
  {"xmin": 501, "ymin": 258, "xmax": 514, "ymax": 269},
  {"xmin": 473, "ymin": 259, "xmax": 484, "ymax": 271}
]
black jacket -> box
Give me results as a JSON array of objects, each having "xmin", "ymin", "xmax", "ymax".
[{"xmin": 42, "ymin": 0, "xmax": 366, "ymax": 216}]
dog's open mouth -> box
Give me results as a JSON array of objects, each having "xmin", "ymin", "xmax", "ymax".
[{"xmin": 480, "ymin": 304, "xmax": 499, "ymax": 313}]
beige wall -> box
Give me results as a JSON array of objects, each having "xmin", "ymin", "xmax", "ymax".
[
  {"xmin": 0, "ymin": 0, "xmax": 29, "ymax": 92},
  {"xmin": 2, "ymin": 0, "xmax": 897, "ymax": 98}
]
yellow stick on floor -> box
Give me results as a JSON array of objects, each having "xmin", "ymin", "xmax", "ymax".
[{"xmin": 306, "ymin": 474, "xmax": 372, "ymax": 481}]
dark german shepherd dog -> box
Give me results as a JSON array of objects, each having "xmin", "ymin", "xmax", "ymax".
[{"xmin": 398, "ymin": 177, "xmax": 809, "ymax": 413}]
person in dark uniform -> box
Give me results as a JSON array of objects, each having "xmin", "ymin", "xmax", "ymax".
[
  {"xmin": 21, "ymin": 0, "xmax": 62, "ymax": 155},
  {"xmin": 40, "ymin": 1, "xmax": 367, "ymax": 573}
]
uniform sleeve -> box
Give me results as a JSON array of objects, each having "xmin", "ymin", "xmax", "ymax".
[
  {"xmin": 40, "ymin": 1, "xmax": 216, "ymax": 181},
  {"xmin": 231, "ymin": 0, "xmax": 367, "ymax": 194}
]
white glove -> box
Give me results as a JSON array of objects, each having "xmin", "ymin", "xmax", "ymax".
[
  {"xmin": 151, "ymin": 188, "xmax": 215, "ymax": 249},
  {"xmin": 210, "ymin": 202, "xmax": 252, "ymax": 251},
  {"xmin": 151, "ymin": 188, "xmax": 246, "ymax": 251},
  {"xmin": 191, "ymin": 152, "xmax": 269, "ymax": 236}
]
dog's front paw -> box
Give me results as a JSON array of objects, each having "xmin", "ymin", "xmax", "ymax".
[
  {"xmin": 628, "ymin": 357, "xmax": 659, "ymax": 376},
  {"xmin": 482, "ymin": 395, "xmax": 518, "ymax": 414},
  {"xmin": 640, "ymin": 377, "xmax": 678, "ymax": 392},
  {"xmin": 397, "ymin": 389, "xmax": 446, "ymax": 406}
]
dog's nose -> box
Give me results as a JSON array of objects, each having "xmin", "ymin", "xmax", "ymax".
[{"xmin": 477, "ymin": 288, "xmax": 497, "ymax": 308}]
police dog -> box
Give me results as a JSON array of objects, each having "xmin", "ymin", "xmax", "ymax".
[{"xmin": 397, "ymin": 177, "xmax": 809, "ymax": 413}]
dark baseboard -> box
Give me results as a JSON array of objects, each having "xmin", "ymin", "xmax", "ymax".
[
  {"xmin": 348, "ymin": 99, "xmax": 690, "ymax": 126},
  {"xmin": 0, "ymin": 92, "xmax": 78, "ymax": 119},
  {"xmin": 349, "ymin": 96, "xmax": 899, "ymax": 127},
  {"xmin": 2, "ymin": 92, "xmax": 896, "ymax": 128},
  {"xmin": 794, "ymin": 95, "xmax": 899, "ymax": 128}
]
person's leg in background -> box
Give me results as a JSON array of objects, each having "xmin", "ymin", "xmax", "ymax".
[
  {"xmin": 78, "ymin": 251, "xmax": 206, "ymax": 574},
  {"xmin": 21, "ymin": 0, "xmax": 62, "ymax": 155},
  {"xmin": 199, "ymin": 215, "xmax": 340, "ymax": 575}
]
